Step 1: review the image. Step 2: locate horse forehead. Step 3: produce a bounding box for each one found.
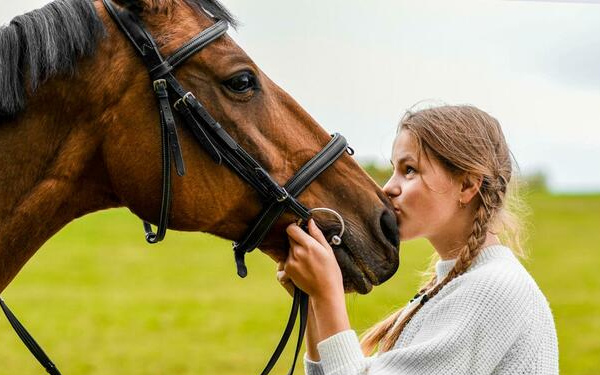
[143,2,214,51]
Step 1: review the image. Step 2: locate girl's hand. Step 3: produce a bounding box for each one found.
[283,219,344,302]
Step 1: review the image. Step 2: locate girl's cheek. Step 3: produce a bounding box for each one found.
[401,181,417,206]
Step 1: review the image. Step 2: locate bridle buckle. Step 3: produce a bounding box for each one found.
[174,92,196,111]
[183,92,196,102]
[276,188,289,202]
[153,78,167,92]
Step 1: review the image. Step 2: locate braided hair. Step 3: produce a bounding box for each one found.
[360,105,527,355]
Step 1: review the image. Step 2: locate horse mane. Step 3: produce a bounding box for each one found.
[184,0,238,28]
[0,0,237,119]
[0,0,105,117]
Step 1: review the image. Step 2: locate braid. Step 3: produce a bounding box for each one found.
[376,189,498,353]
[360,104,517,356]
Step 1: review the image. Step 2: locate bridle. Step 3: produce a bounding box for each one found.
[0,1,354,374]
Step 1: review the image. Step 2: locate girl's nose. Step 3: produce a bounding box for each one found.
[383,177,401,198]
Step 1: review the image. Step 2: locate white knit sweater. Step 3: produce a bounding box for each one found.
[304,245,558,375]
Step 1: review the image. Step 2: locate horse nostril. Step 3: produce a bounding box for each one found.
[380,209,399,248]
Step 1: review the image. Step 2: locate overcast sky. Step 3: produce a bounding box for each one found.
[2,0,599,193]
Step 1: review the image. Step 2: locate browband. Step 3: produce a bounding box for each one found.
[103,0,228,80]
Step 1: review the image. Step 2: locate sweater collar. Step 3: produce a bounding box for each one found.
[435,244,514,280]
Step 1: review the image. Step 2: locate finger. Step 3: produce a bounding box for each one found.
[276,270,295,297]
[286,223,313,247]
[289,242,308,261]
[287,237,300,261]
[277,270,290,283]
[308,218,330,249]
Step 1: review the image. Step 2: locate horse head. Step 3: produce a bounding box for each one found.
[0,0,399,294]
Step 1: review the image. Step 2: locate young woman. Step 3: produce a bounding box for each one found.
[278,105,559,374]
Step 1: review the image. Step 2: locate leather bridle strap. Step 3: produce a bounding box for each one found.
[99,4,348,375]
[0,2,349,375]
[102,0,350,271]
[1,290,306,375]
[0,298,62,375]
[166,20,228,69]
[233,132,349,277]
[260,288,309,375]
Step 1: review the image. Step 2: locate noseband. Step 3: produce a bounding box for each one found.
[1,1,353,374]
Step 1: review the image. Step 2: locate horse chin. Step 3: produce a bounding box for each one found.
[334,244,375,295]
[259,222,398,295]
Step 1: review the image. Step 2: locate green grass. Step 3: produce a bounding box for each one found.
[0,192,598,374]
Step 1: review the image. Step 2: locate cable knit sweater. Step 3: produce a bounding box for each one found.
[304,245,558,375]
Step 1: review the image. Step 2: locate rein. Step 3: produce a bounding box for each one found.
[1,1,353,374]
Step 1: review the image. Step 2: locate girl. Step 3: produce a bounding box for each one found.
[278,105,558,374]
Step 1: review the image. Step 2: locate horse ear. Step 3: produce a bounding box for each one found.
[111,0,146,13]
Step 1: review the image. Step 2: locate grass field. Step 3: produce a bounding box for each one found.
[0,191,598,374]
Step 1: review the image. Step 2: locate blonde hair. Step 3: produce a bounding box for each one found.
[360,104,529,355]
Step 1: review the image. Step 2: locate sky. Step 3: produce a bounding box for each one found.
[2,0,600,193]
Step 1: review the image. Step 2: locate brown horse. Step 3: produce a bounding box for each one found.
[0,0,398,297]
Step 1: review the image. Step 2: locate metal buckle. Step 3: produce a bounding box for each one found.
[276,188,289,203]
[153,79,167,92]
[174,92,197,111]
[182,91,196,105]
[174,98,185,111]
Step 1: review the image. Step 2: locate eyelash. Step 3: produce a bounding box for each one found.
[391,163,417,175]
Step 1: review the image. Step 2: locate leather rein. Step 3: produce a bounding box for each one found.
[0,1,354,374]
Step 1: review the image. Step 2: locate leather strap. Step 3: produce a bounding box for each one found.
[143,79,185,243]
[175,97,222,163]
[155,79,186,177]
[103,3,349,375]
[102,0,228,81]
[167,20,228,68]
[0,298,63,375]
[233,133,348,263]
[259,288,309,375]
[1,289,308,375]
[2,2,348,375]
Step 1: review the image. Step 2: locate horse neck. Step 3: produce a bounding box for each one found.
[0,84,120,292]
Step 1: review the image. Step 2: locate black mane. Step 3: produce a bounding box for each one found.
[0,0,105,117]
[188,0,238,28]
[0,0,237,118]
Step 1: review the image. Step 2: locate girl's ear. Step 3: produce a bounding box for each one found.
[111,0,146,13]
[460,173,483,204]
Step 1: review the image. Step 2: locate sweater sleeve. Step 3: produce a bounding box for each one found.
[310,269,533,375]
[304,353,325,375]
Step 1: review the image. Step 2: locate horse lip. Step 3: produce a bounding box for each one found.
[345,259,373,294]
[333,243,372,294]
[338,242,382,293]
[357,257,381,286]
[343,236,398,289]
[354,271,373,294]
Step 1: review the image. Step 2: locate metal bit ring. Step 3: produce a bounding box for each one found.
[297,207,345,246]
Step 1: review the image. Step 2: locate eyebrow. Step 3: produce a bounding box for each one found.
[390,155,416,166]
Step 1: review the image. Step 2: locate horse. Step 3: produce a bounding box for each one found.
[0,0,399,358]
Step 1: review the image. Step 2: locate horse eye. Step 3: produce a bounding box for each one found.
[224,72,257,93]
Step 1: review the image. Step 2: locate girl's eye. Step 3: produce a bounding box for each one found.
[224,72,258,93]
[406,166,416,175]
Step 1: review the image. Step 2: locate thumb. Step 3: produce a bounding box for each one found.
[308,219,330,248]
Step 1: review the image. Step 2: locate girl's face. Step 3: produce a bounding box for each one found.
[383,129,462,241]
